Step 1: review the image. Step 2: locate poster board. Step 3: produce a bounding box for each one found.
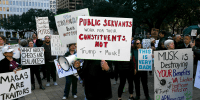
[51,35,67,56]
[0,69,31,100]
[35,17,50,39]
[0,46,5,61]
[10,44,20,59]
[55,8,89,45]
[154,49,193,100]
[20,47,45,65]
[142,39,151,49]
[77,16,133,61]
[191,29,197,36]
[155,40,159,48]
[138,49,152,71]
[194,61,200,89]
[54,59,77,78]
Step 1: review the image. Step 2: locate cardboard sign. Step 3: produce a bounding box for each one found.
[142,39,151,49]
[54,59,77,78]
[51,35,67,56]
[0,46,4,61]
[191,29,197,36]
[155,40,159,48]
[35,17,50,39]
[194,61,200,89]
[0,69,31,100]
[138,49,152,71]
[77,16,133,61]
[10,44,20,59]
[55,8,89,45]
[154,49,193,100]
[21,47,45,65]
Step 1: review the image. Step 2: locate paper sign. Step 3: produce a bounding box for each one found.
[10,44,20,59]
[51,35,67,56]
[77,16,133,61]
[154,49,193,100]
[54,59,77,78]
[138,49,152,71]
[20,47,45,65]
[0,46,4,61]
[194,61,200,89]
[35,17,50,39]
[155,40,159,48]
[191,29,197,36]
[55,8,89,45]
[0,69,31,100]
[142,39,151,49]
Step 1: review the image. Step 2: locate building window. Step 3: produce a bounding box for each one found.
[26,2,28,6]
[17,8,19,12]
[0,7,2,11]
[23,1,25,6]
[35,2,37,6]
[41,3,43,7]
[13,8,16,12]
[38,2,40,7]
[9,1,12,5]
[7,7,9,12]
[26,8,28,12]
[47,3,49,7]
[32,2,34,6]
[20,8,22,12]
[23,8,25,12]
[29,2,31,6]
[19,1,21,6]
[10,7,12,12]
[44,3,46,7]
[13,1,15,5]
[16,1,18,5]
[3,7,6,11]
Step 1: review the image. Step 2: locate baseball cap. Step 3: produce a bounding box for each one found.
[2,45,14,54]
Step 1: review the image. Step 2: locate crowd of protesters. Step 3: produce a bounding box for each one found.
[0,29,199,100]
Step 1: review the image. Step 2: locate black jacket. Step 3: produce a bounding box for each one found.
[157,37,166,50]
[42,43,56,62]
[0,58,19,73]
[78,60,114,100]
[178,42,191,49]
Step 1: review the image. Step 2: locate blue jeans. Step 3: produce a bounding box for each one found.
[63,75,78,97]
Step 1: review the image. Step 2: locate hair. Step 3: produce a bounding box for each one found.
[32,33,37,37]
[159,31,166,36]
[133,39,142,49]
[184,34,191,39]
[175,34,181,38]
[28,39,34,44]
[164,40,174,49]
[44,35,50,39]
[19,39,28,47]
[150,38,155,43]
[0,35,6,41]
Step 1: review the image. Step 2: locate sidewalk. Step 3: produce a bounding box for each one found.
[19,72,200,100]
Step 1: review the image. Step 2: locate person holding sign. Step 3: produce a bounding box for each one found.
[132,39,152,100]
[27,40,45,90]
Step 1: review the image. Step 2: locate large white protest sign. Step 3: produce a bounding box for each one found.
[77,16,132,61]
[55,8,89,45]
[35,17,50,39]
[194,61,200,89]
[142,39,151,49]
[51,35,67,56]
[54,59,77,78]
[10,44,20,59]
[138,49,152,71]
[21,47,45,65]
[191,29,197,36]
[0,69,31,100]
[154,49,193,100]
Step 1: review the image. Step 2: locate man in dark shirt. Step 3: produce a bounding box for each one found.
[157,31,167,50]
[42,35,57,86]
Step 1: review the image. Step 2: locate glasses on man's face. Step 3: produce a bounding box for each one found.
[136,43,141,45]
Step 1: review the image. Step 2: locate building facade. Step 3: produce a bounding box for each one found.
[50,0,56,14]
[0,0,50,38]
[57,0,83,11]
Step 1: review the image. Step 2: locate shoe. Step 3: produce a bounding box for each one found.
[146,96,152,100]
[128,96,135,100]
[73,95,77,98]
[113,81,117,85]
[62,96,67,99]
[135,96,140,100]
[54,82,58,86]
[31,84,35,90]
[46,82,50,86]
[39,84,45,90]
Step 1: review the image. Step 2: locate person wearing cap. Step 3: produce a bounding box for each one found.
[42,35,57,86]
[0,45,21,73]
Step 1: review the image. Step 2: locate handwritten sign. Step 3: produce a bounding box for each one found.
[54,59,77,78]
[155,40,159,48]
[77,16,132,61]
[154,49,193,100]
[0,69,31,100]
[55,8,89,45]
[138,49,152,71]
[10,44,20,59]
[194,61,200,89]
[0,46,5,61]
[191,29,197,36]
[21,47,45,65]
[142,39,151,49]
[51,35,67,56]
[35,17,50,39]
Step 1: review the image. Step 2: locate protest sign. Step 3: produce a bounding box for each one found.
[142,39,151,49]
[155,40,159,48]
[138,49,152,71]
[21,47,45,65]
[54,59,77,78]
[35,17,50,39]
[194,61,200,89]
[77,16,132,61]
[10,44,20,59]
[154,49,193,100]
[0,69,31,100]
[0,46,4,61]
[55,8,89,45]
[191,29,197,36]
[51,35,67,56]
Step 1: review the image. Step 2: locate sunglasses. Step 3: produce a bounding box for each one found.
[136,43,141,45]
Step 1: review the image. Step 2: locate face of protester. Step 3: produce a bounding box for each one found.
[167,42,174,50]
[0,37,4,46]
[184,36,191,45]
[176,36,181,42]
[28,41,34,47]
[32,34,36,39]
[159,33,164,38]
[69,44,76,51]
[45,36,50,43]
[147,33,150,38]
[136,40,141,49]
[4,52,13,57]
[161,43,165,49]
